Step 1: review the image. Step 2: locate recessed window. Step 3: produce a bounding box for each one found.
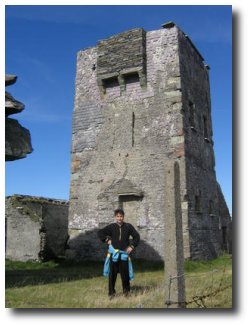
[189,101,196,129]
[195,191,202,214]
[103,76,119,89]
[209,200,215,215]
[124,72,140,85]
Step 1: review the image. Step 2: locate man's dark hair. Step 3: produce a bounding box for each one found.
[114,208,125,216]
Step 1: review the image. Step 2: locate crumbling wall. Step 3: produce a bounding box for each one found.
[5,196,41,262]
[5,195,69,262]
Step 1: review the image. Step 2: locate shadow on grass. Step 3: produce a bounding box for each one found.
[6,255,231,289]
[5,260,104,288]
[5,258,164,289]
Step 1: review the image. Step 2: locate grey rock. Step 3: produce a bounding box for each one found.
[5,74,17,86]
[5,74,33,161]
[5,91,25,116]
[5,118,33,161]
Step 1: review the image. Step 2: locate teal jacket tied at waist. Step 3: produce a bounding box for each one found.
[103,245,134,281]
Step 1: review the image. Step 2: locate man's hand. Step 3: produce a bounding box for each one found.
[126,247,133,254]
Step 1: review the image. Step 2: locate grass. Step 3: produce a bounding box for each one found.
[5,254,232,308]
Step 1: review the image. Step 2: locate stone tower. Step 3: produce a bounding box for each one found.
[67,22,232,261]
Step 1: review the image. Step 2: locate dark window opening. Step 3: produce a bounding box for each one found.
[189,101,195,129]
[124,72,140,85]
[195,192,202,213]
[209,200,215,215]
[103,76,119,89]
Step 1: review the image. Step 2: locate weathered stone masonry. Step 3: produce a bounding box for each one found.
[6,195,69,262]
[68,22,232,261]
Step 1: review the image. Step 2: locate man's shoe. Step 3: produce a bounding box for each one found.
[109,294,115,300]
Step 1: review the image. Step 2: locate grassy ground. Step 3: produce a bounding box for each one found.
[5,254,232,308]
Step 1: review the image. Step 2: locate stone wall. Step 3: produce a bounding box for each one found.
[97,28,147,95]
[68,22,232,261]
[6,195,69,262]
[178,27,232,260]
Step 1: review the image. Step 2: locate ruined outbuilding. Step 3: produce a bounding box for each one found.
[5,195,69,262]
[67,22,232,261]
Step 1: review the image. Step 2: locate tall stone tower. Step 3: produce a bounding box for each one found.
[67,22,232,261]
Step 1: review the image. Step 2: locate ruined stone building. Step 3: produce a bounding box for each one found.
[67,22,232,261]
[6,195,69,262]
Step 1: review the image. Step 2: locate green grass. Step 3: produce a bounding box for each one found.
[184,253,231,273]
[5,254,232,308]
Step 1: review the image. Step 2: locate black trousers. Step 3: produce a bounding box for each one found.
[109,256,130,295]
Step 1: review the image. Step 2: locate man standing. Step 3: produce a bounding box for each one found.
[98,208,140,297]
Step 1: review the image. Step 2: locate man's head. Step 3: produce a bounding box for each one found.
[114,208,125,225]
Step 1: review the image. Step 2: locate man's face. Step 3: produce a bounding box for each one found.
[115,213,124,225]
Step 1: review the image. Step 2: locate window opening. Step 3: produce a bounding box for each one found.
[132,112,135,147]
[103,76,119,90]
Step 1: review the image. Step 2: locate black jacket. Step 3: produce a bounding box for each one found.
[98,222,140,250]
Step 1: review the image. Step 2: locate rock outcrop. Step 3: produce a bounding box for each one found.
[5,74,33,161]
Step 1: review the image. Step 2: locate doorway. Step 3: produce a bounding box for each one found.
[119,195,139,229]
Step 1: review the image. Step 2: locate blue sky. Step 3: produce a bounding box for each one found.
[5,5,232,214]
